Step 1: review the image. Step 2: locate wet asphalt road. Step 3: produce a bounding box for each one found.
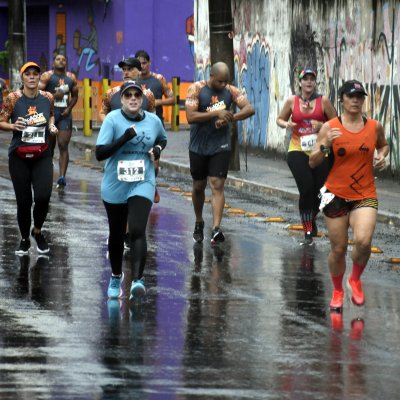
[0,140,400,399]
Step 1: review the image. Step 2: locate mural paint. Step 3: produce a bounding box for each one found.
[234,36,270,149]
[195,0,400,174]
[72,9,101,78]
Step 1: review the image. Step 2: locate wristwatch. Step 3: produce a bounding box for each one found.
[320,144,330,154]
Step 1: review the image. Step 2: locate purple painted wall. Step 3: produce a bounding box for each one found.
[0,0,194,82]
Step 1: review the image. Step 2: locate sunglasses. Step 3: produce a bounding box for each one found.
[123,91,142,99]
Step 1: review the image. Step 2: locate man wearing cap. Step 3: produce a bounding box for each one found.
[96,80,167,303]
[310,79,389,313]
[99,57,155,122]
[0,62,58,255]
[277,67,337,246]
[39,53,78,189]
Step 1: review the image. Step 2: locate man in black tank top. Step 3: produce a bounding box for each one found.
[39,54,78,189]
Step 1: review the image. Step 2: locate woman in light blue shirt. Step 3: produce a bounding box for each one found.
[96,80,167,301]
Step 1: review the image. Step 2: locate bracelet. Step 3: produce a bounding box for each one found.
[320,144,330,154]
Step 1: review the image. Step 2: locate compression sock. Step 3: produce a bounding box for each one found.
[350,263,366,282]
[331,272,344,291]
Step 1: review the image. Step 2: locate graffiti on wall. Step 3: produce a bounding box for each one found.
[234,35,270,149]
[72,10,101,78]
[223,0,400,173]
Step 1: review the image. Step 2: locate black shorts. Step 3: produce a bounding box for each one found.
[323,195,378,218]
[54,108,73,131]
[189,151,231,180]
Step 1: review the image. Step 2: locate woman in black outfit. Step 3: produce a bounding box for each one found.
[0,62,58,255]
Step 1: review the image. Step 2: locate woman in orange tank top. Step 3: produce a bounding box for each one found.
[277,68,336,246]
[309,80,389,313]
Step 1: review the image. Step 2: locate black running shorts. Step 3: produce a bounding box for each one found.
[189,150,231,180]
[54,108,73,131]
[323,195,378,218]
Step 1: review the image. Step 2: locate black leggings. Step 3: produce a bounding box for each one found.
[287,151,330,232]
[8,152,53,239]
[103,196,152,279]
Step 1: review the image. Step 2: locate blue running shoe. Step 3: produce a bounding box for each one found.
[56,176,66,189]
[107,272,124,298]
[129,278,146,301]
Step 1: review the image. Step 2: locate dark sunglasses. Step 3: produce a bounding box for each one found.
[123,91,142,99]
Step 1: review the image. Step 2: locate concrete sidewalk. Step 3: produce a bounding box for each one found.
[71,128,400,226]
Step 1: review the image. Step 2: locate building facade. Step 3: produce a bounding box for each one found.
[195,0,400,174]
[0,0,195,83]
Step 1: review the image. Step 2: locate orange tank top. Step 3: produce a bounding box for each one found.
[325,117,378,200]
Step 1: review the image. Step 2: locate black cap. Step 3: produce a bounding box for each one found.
[120,80,143,97]
[299,68,317,80]
[339,80,368,96]
[118,57,142,70]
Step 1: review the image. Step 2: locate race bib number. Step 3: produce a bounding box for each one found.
[21,126,45,144]
[300,134,317,152]
[54,84,69,107]
[117,159,145,182]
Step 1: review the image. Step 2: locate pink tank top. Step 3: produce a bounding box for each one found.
[288,96,327,154]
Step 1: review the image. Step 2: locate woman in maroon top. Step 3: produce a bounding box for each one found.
[277,68,336,245]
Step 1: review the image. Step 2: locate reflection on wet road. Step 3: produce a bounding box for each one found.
[0,147,399,399]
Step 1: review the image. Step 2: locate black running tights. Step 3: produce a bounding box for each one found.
[287,150,330,223]
[8,152,53,239]
[103,196,152,279]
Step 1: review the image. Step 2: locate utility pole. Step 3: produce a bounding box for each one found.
[8,0,26,89]
[208,0,240,170]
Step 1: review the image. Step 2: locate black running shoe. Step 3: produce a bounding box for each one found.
[300,232,314,247]
[211,227,225,244]
[193,221,204,243]
[31,229,49,254]
[15,239,31,255]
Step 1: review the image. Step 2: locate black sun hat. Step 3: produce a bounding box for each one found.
[118,57,142,71]
[339,80,368,96]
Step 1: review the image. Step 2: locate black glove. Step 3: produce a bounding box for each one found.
[152,145,161,160]
[124,126,137,140]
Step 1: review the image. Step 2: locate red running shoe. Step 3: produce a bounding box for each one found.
[330,311,344,331]
[330,289,344,311]
[347,278,365,306]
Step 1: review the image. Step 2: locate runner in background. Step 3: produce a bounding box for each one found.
[277,67,337,246]
[99,57,155,122]
[0,62,58,254]
[135,50,176,204]
[39,54,78,189]
[309,80,389,312]
[185,61,254,245]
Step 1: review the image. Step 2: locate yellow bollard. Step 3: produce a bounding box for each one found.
[102,78,110,99]
[83,78,92,137]
[171,76,180,131]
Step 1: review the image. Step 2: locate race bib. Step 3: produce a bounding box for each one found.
[117,159,145,182]
[300,133,317,152]
[54,84,69,107]
[21,126,45,144]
